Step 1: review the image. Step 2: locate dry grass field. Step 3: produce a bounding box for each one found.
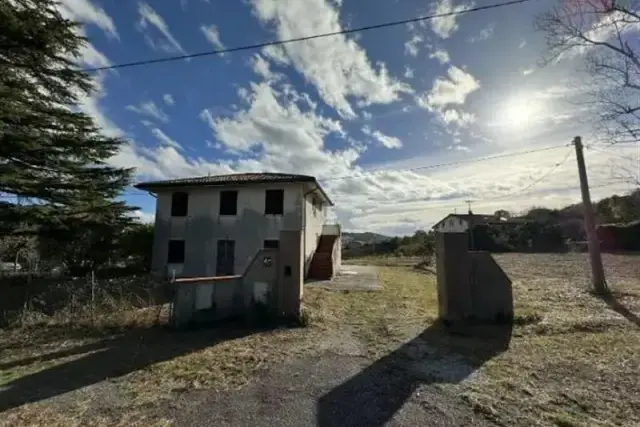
[1,252,638,426]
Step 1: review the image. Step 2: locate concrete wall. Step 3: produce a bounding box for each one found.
[470,252,513,320]
[332,233,342,275]
[303,188,327,275]
[434,216,469,233]
[171,248,280,327]
[275,230,303,317]
[435,232,473,323]
[435,232,513,324]
[151,183,303,278]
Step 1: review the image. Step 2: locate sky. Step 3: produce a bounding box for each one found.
[59,0,639,235]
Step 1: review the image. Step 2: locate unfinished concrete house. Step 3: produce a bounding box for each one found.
[135,173,341,281]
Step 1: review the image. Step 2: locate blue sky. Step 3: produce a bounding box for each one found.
[60,0,639,235]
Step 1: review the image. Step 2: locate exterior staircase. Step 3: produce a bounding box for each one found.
[307,235,338,280]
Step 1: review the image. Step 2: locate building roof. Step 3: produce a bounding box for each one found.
[134,172,334,205]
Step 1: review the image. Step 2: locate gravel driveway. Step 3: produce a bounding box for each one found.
[163,352,495,427]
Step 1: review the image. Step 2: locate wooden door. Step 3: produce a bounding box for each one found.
[216,240,235,276]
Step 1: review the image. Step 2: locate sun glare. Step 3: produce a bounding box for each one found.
[498,97,542,129]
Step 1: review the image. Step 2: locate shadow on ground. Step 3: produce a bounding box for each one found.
[0,320,291,412]
[602,292,640,327]
[317,321,512,427]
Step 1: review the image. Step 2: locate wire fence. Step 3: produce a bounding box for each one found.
[0,270,171,328]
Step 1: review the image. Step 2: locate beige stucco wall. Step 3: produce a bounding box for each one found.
[151,183,303,278]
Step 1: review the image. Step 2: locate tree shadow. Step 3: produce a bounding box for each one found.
[602,292,640,327]
[317,320,512,427]
[0,321,288,412]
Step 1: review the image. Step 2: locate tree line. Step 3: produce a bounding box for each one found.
[346,188,640,257]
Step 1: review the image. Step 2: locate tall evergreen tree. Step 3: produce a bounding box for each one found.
[0,0,135,267]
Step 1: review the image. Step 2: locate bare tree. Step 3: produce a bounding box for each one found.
[536,0,640,148]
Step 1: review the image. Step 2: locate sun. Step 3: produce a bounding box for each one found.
[498,97,542,129]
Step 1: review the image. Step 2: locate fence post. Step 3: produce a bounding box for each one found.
[91,270,96,325]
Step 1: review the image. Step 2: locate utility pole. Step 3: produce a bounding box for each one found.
[573,136,608,294]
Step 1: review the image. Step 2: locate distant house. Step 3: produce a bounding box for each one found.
[433,213,497,233]
[432,212,525,233]
[135,173,341,280]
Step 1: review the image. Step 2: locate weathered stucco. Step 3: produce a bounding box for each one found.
[434,216,469,233]
[303,184,327,275]
[151,183,303,278]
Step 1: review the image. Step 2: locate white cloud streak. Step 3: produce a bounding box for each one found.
[126,101,170,123]
[200,24,226,51]
[57,0,119,39]
[138,2,186,54]
[151,128,183,150]
[362,126,403,149]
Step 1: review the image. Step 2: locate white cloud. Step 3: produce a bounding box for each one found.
[250,0,411,118]
[133,210,155,224]
[430,0,474,39]
[429,49,450,64]
[151,128,183,150]
[362,126,403,149]
[404,34,423,57]
[441,109,476,127]
[209,81,346,156]
[163,94,174,106]
[57,0,119,39]
[522,68,534,76]
[467,23,494,43]
[419,66,480,109]
[200,24,226,51]
[404,67,415,79]
[137,2,185,54]
[126,101,170,123]
[519,40,527,48]
[251,54,279,80]
[262,45,290,65]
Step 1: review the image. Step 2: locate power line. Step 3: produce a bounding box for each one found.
[83,0,535,73]
[480,147,574,202]
[317,144,569,183]
[586,145,639,163]
[116,144,569,196]
[370,180,632,213]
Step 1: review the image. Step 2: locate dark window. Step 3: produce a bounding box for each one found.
[219,191,238,216]
[216,240,235,276]
[265,189,284,215]
[171,192,188,217]
[167,240,185,263]
[264,240,279,249]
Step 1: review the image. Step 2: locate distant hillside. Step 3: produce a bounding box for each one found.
[342,232,390,245]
